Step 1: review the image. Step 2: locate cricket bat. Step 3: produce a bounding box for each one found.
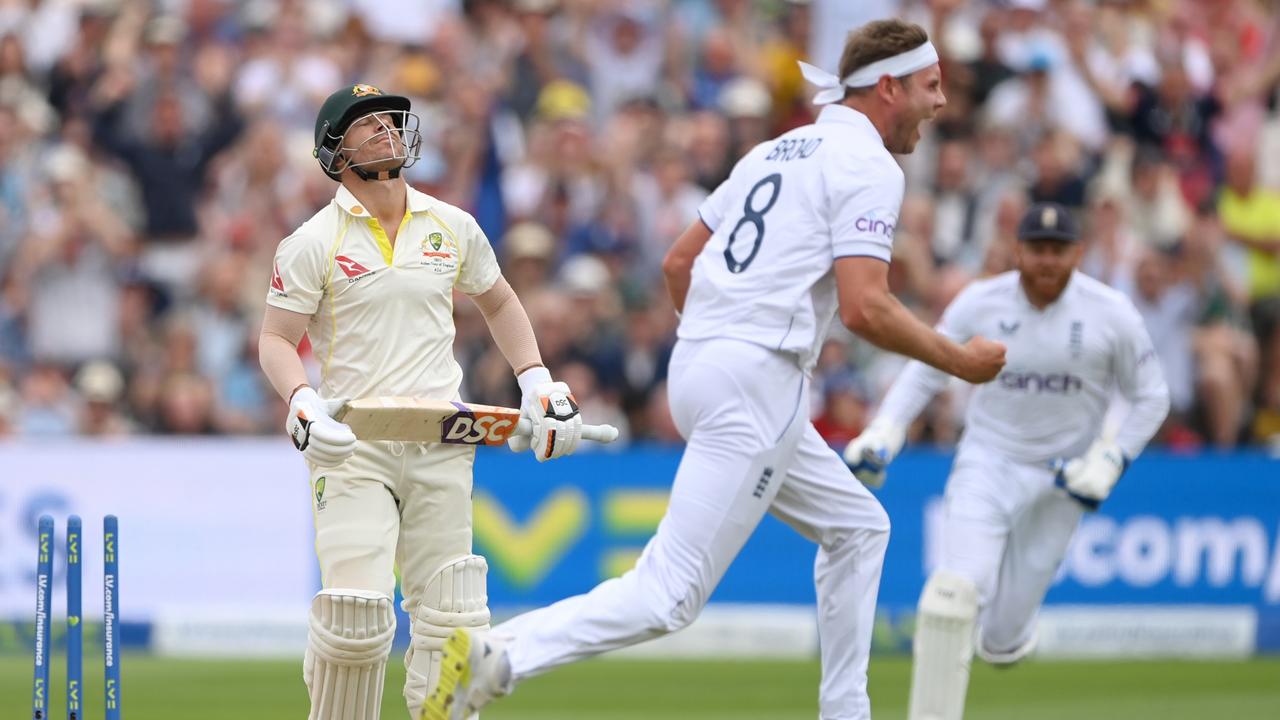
[334,397,620,445]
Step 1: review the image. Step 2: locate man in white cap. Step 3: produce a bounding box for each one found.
[425,19,1006,720]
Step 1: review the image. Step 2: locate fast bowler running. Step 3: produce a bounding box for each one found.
[424,20,1006,720]
[844,202,1171,719]
[258,83,590,720]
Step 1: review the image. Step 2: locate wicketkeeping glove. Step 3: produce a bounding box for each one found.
[286,387,357,468]
[1052,438,1129,511]
[842,419,907,488]
[510,367,584,462]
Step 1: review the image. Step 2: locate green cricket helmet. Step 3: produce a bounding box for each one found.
[313,83,422,181]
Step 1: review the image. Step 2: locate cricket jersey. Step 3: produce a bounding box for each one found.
[876,270,1170,463]
[678,103,905,371]
[266,185,501,401]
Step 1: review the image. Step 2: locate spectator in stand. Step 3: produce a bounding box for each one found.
[13,145,134,368]
[17,363,77,436]
[1028,130,1087,209]
[90,38,242,294]
[1180,208,1259,448]
[1120,247,1199,445]
[0,0,1272,448]
[1218,145,1280,444]
[813,369,873,447]
[75,360,134,437]
[0,381,16,437]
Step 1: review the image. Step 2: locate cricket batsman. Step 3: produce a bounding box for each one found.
[257,83,584,720]
[845,202,1172,719]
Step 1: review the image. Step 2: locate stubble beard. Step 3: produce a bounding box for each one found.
[889,121,919,154]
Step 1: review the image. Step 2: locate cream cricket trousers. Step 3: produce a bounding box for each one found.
[310,440,476,600]
[493,338,891,720]
[308,439,479,717]
[937,443,1085,657]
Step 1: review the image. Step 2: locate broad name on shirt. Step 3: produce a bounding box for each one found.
[764,137,823,162]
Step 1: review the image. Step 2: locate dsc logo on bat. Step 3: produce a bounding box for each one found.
[441,413,517,445]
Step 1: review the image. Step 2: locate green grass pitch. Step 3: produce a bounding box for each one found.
[4,653,1278,719]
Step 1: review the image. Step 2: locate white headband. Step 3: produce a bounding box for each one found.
[799,42,939,104]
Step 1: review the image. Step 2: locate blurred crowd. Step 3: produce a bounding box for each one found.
[0,0,1278,450]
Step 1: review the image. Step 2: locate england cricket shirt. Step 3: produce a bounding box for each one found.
[679,104,905,371]
[876,271,1170,463]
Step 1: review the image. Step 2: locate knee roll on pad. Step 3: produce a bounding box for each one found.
[403,555,491,715]
[917,570,979,621]
[908,571,979,720]
[304,589,396,720]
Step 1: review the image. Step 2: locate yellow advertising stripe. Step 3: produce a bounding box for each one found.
[603,491,670,534]
[473,488,589,588]
[602,548,644,579]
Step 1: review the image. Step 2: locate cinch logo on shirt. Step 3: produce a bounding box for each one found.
[998,371,1084,394]
[855,216,895,236]
[334,255,376,282]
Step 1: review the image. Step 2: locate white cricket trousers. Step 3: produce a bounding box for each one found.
[938,443,1085,656]
[493,338,891,720]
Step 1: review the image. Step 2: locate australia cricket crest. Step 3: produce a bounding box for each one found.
[420,231,457,274]
[314,476,327,511]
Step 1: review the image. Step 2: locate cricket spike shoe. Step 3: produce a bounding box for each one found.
[421,628,512,720]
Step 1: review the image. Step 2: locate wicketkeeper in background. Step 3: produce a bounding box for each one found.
[257,83,584,720]
[845,202,1171,719]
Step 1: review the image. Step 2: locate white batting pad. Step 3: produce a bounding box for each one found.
[304,589,396,720]
[908,571,979,720]
[404,556,492,717]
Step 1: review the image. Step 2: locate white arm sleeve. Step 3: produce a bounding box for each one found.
[875,285,976,427]
[1110,300,1171,458]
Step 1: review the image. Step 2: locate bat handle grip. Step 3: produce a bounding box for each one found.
[515,418,620,444]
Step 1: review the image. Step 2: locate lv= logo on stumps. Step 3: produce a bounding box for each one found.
[104,515,121,720]
[67,516,82,720]
[31,516,53,720]
[30,514,120,720]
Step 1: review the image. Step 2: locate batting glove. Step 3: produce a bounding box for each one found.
[1052,438,1129,511]
[842,419,907,489]
[286,387,357,468]
[510,367,584,462]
